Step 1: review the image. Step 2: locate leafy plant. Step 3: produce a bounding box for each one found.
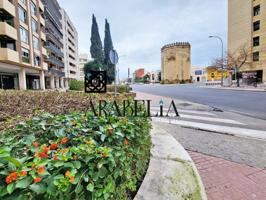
[0,109,151,199]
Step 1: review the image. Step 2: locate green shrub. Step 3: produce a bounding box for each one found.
[69,80,84,91]
[0,110,151,199]
[107,85,131,93]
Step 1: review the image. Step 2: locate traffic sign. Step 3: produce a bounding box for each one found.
[109,49,119,65]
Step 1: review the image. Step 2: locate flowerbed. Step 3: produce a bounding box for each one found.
[0,111,151,199]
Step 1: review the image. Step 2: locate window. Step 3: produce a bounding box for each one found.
[254,5,260,16]
[195,70,202,75]
[30,1,37,16]
[34,55,41,66]
[18,6,27,23]
[20,27,29,44]
[31,18,38,33]
[253,36,260,47]
[33,36,39,49]
[253,21,260,31]
[22,48,30,63]
[253,52,259,62]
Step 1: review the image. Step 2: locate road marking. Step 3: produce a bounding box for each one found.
[152,118,266,141]
[150,111,245,125]
[150,107,216,116]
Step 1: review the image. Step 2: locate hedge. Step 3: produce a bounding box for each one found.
[0,108,151,199]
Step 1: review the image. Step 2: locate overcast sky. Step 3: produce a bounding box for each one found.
[58,0,228,79]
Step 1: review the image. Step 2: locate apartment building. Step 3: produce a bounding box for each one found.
[61,8,79,88]
[0,0,47,90]
[228,0,266,83]
[78,53,90,81]
[41,0,65,89]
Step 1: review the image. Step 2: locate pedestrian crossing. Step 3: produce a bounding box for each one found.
[150,107,266,141]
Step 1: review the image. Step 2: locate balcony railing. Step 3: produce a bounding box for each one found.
[48,68,65,77]
[45,43,64,58]
[46,56,64,68]
[0,0,16,17]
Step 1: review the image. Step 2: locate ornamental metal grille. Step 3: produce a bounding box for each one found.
[85,71,107,93]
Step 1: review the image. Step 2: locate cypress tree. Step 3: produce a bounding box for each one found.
[90,14,104,63]
[104,19,115,84]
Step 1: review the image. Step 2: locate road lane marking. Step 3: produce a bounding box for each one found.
[150,107,216,116]
[152,118,266,141]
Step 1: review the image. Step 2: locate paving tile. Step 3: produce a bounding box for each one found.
[188,151,266,200]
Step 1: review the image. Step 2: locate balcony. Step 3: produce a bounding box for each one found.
[0,0,16,17]
[46,56,64,68]
[48,68,65,77]
[40,16,45,26]
[42,47,47,56]
[39,0,44,12]
[45,43,64,57]
[0,48,19,63]
[43,62,48,70]
[41,31,46,41]
[0,22,17,40]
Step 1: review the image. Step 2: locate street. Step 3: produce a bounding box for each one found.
[132,84,266,120]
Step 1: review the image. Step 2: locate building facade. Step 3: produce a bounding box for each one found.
[78,53,90,81]
[228,0,266,83]
[147,70,161,83]
[61,8,79,88]
[161,42,191,83]
[41,0,65,89]
[191,66,207,83]
[0,0,47,90]
[134,68,145,78]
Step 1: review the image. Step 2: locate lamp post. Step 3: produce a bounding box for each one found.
[209,35,224,87]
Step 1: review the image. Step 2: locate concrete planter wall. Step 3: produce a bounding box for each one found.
[134,123,207,200]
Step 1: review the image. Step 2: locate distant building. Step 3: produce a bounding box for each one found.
[228,0,266,83]
[0,0,47,90]
[191,67,207,83]
[134,68,145,78]
[61,8,79,88]
[147,70,161,83]
[161,42,191,83]
[79,54,90,81]
[206,66,231,83]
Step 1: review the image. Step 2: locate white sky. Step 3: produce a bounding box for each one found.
[58,0,228,78]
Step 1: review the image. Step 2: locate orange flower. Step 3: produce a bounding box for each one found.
[50,143,58,150]
[5,172,18,184]
[39,152,48,158]
[20,171,27,177]
[107,127,113,135]
[34,177,42,183]
[86,140,91,145]
[33,141,39,148]
[53,155,59,161]
[61,137,68,144]
[62,148,68,154]
[37,166,45,175]
[124,138,129,145]
[69,176,75,183]
[101,152,108,158]
[72,120,77,126]
[43,146,50,153]
[65,170,71,178]
[31,164,35,170]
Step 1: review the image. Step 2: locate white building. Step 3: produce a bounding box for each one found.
[61,8,79,88]
[191,66,207,83]
[79,54,91,81]
[147,70,161,83]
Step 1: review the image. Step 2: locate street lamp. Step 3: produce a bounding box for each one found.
[209,35,224,87]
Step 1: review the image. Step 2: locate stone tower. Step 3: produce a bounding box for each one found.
[161,42,191,83]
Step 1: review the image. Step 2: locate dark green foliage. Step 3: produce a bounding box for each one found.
[84,60,105,77]
[90,15,104,62]
[104,19,115,84]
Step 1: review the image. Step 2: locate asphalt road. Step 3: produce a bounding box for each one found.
[132,84,266,120]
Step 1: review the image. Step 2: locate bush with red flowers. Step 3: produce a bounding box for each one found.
[0,110,151,200]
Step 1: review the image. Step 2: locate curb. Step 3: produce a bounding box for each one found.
[202,87,266,92]
[134,123,207,200]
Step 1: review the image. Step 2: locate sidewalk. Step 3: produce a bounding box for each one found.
[189,151,266,200]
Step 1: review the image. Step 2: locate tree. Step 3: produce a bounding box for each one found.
[104,19,115,84]
[84,60,105,77]
[90,14,104,62]
[212,44,252,87]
